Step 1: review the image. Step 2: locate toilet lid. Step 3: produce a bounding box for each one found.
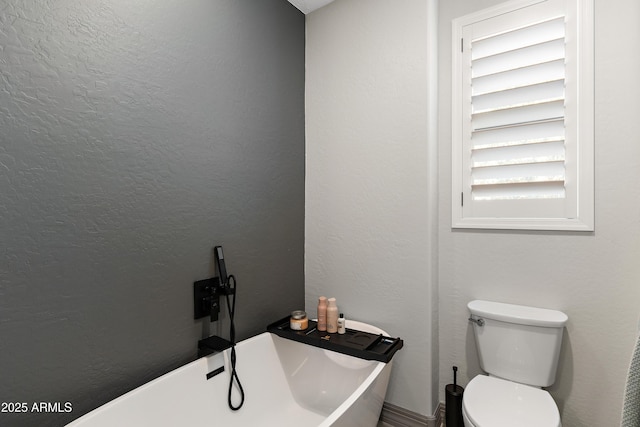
[463,375,561,427]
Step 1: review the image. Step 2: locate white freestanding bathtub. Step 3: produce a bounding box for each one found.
[66,320,394,427]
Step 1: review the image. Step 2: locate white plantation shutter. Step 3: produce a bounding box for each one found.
[471,17,566,202]
[452,0,594,230]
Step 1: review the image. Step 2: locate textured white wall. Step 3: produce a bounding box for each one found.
[305,0,439,416]
[307,0,640,423]
[439,0,640,425]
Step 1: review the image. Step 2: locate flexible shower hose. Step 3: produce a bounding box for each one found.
[225,274,245,410]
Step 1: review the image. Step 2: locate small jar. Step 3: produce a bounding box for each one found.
[290,310,308,331]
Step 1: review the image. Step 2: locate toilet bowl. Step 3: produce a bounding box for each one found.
[462,375,561,427]
[464,300,568,427]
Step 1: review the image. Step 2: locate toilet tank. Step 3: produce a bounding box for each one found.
[468,300,568,387]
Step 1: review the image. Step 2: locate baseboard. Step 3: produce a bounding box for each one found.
[379,401,444,427]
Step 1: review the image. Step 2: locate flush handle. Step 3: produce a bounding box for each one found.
[468,316,485,327]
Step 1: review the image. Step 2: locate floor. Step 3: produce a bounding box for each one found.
[378,418,444,426]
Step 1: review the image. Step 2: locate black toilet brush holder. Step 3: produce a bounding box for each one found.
[445,366,464,427]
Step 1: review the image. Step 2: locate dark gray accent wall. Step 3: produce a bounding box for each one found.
[0,1,304,426]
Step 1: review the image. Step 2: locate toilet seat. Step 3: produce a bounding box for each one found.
[462,375,561,427]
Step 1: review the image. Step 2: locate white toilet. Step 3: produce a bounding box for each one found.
[463,300,568,427]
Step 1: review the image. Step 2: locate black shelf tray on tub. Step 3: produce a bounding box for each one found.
[267,317,403,363]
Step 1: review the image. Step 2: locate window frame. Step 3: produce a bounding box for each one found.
[451,0,594,231]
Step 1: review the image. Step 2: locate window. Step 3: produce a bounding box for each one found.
[452,0,594,231]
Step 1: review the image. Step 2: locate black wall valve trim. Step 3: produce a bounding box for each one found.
[193,277,236,321]
[194,277,221,321]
